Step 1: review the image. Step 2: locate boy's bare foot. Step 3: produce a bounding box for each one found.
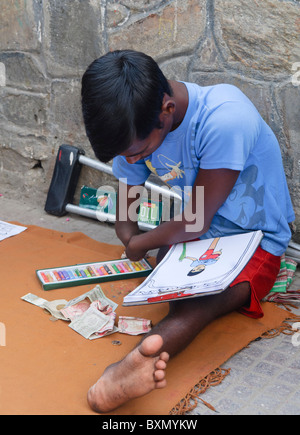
[87,334,169,413]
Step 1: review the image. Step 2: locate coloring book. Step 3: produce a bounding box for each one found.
[123,231,264,306]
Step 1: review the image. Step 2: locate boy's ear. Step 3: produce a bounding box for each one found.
[161,94,176,116]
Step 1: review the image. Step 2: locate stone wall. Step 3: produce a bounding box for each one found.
[0,0,299,240]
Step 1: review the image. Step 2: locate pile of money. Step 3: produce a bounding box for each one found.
[21,285,151,340]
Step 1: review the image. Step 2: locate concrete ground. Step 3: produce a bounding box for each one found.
[1,194,300,416]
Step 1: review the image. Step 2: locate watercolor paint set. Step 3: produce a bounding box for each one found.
[36,258,153,290]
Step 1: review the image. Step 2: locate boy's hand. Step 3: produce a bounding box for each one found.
[125,235,148,261]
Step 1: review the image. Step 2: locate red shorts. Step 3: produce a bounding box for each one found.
[230,245,281,319]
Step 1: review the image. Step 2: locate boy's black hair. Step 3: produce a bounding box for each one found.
[81,50,172,163]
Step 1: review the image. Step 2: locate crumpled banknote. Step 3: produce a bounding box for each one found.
[118,316,152,335]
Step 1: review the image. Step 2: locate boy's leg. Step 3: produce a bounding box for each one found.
[87,280,251,413]
[144,281,251,357]
[146,243,251,356]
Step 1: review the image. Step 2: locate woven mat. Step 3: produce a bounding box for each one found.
[0,224,296,415]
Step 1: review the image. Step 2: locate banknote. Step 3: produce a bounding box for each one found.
[69,305,111,339]
[21,293,48,308]
[60,299,90,321]
[69,303,118,339]
[21,293,68,321]
[89,326,119,340]
[61,286,117,321]
[90,311,117,339]
[118,316,152,335]
[63,285,118,312]
[90,299,113,315]
[43,300,69,321]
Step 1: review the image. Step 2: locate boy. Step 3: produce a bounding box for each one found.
[81,49,295,413]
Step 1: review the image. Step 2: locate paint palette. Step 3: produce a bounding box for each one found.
[36,258,153,290]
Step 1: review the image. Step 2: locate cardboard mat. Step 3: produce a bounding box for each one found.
[0,224,294,415]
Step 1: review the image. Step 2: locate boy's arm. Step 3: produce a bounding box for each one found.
[115,180,144,247]
[125,168,240,260]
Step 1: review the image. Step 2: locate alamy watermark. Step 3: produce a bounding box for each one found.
[291,62,300,86]
[95,179,204,233]
[0,322,6,347]
[291,322,300,347]
[0,62,5,87]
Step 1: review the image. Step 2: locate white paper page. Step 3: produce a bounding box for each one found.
[124,231,263,304]
[0,221,27,242]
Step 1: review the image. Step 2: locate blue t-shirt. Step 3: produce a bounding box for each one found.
[113,82,295,256]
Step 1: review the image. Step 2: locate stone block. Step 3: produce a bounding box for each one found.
[49,79,86,144]
[0,147,33,174]
[43,0,104,77]
[0,133,51,202]
[108,0,206,59]
[191,35,225,72]
[106,3,130,28]
[159,55,191,81]
[274,83,300,220]
[214,0,300,78]
[0,131,49,164]
[121,0,163,12]
[0,53,48,92]
[275,84,300,153]
[0,88,49,131]
[189,71,274,125]
[0,0,42,51]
